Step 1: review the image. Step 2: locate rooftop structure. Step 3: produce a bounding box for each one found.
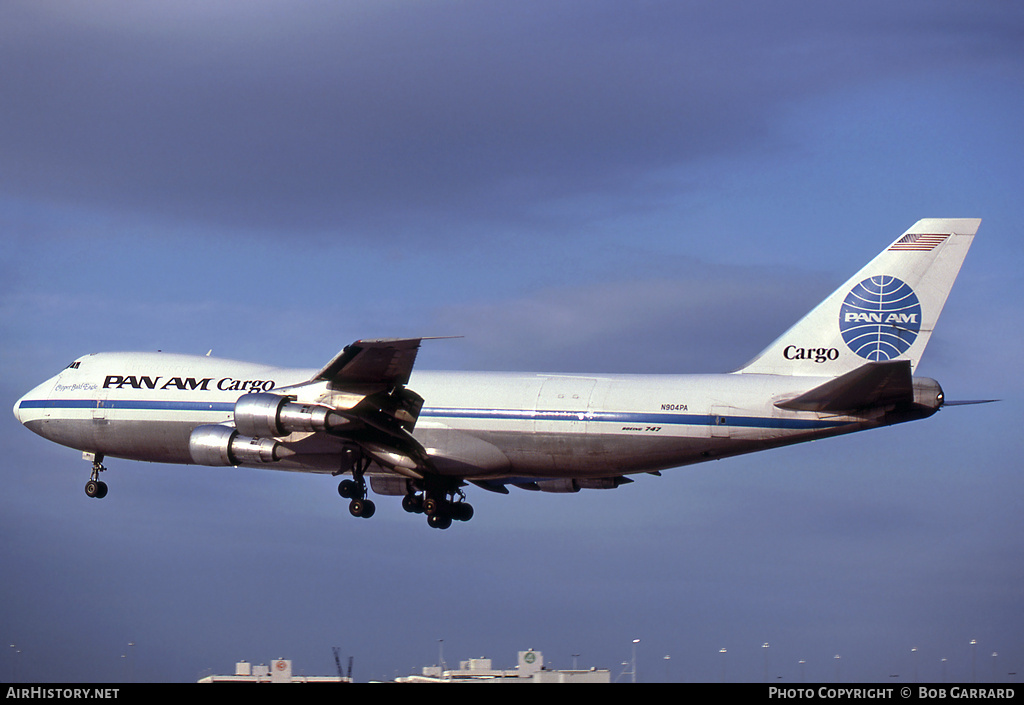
[198,659,349,683]
[394,649,610,683]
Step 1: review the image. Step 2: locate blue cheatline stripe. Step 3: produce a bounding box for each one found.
[420,408,847,431]
[21,399,849,432]
[17,399,235,413]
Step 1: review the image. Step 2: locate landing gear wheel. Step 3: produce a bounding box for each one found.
[427,512,452,530]
[402,494,424,514]
[85,479,108,499]
[349,498,376,518]
[451,502,473,522]
[337,479,359,499]
[422,497,443,517]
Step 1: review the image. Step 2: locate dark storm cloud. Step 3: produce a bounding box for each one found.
[2,1,1016,236]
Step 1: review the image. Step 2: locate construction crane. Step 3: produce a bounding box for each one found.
[332,647,353,681]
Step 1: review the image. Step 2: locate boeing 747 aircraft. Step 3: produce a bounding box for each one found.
[14,218,982,529]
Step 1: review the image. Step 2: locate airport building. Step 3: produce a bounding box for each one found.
[198,659,349,683]
[198,650,610,683]
[394,649,611,683]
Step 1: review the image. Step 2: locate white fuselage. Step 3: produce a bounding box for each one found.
[13,351,920,484]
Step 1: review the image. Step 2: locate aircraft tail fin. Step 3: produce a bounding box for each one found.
[736,218,980,376]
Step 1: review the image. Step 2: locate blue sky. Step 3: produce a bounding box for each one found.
[2,1,1022,683]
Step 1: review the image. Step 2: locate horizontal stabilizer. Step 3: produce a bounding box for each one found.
[775,360,913,412]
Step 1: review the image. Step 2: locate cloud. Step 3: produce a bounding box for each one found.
[433,261,834,373]
[3,1,1017,238]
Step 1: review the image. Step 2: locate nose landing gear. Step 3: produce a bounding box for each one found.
[84,453,108,499]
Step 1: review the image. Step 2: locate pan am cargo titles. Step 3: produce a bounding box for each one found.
[103,375,277,393]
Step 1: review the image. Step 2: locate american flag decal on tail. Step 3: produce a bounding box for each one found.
[888,233,949,251]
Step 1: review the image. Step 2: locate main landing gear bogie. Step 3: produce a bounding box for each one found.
[407,489,474,530]
[337,477,376,519]
[334,451,474,529]
[336,477,473,529]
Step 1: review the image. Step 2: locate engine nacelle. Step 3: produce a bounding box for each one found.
[535,478,580,493]
[234,393,347,438]
[912,376,944,411]
[577,476,633,490]
[189,424,284,466]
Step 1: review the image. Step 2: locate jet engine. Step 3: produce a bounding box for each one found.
[189,424,285,466]
[233,392,348,438]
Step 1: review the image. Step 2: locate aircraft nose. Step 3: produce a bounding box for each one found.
[13,378,53,426]
[13,393,26,424]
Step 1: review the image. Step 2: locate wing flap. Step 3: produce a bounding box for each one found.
[775,360,913,412]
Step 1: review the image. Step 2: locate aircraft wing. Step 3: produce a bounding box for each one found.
[312,337,425,388]
[775,360,914,413]
[303,338,435,477]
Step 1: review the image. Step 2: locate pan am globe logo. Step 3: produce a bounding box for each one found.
[839,276,922,360]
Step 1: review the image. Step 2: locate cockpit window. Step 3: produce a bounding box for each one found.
[65,361,81,370]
